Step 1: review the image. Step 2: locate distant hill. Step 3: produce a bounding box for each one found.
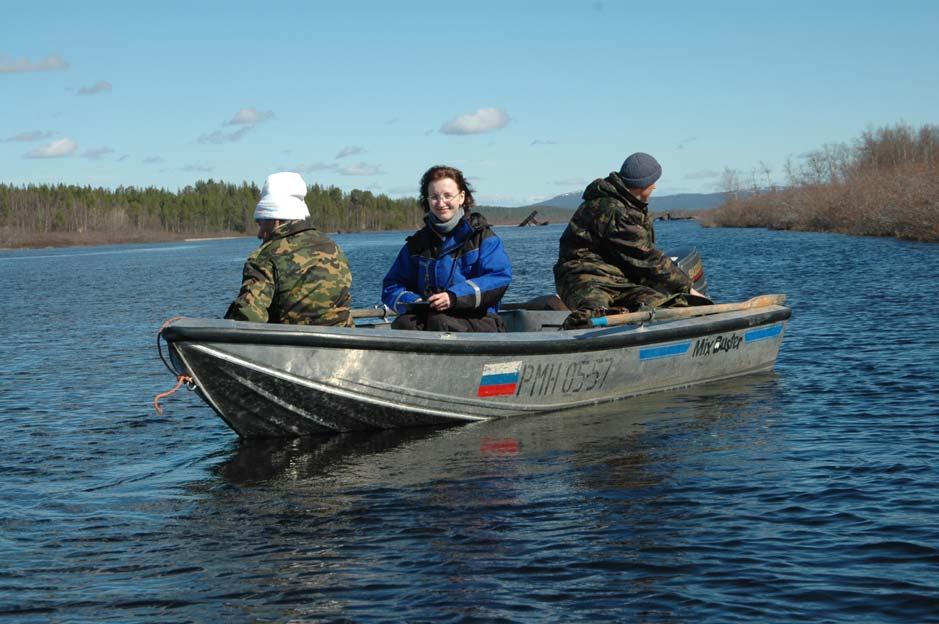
[477,205,575,226]
[530,192,582,210]
[649,192,733,213]
[530,190,732,213]
[478,190,743,226]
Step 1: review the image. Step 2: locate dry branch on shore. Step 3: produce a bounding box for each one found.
[703,123,939,242]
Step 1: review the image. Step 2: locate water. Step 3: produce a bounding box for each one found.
[1,221,938,622]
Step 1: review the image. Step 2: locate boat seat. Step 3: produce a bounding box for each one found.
[498,309,567,333]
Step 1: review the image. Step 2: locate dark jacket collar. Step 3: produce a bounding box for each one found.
[417,211,490,255]
[582,173,648,212]
[268,218,316,243]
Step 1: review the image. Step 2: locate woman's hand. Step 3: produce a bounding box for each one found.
[428,291,453,311]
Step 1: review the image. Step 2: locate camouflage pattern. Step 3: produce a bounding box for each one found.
[553,173,693,326]
[225,219,352,326]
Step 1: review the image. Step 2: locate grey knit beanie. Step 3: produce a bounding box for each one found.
[618,152,662,188]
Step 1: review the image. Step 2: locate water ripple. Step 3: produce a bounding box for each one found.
[2,224,939,621]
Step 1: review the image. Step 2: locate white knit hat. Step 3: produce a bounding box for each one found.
[253,172,311,220]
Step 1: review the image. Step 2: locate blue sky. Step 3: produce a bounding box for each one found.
[2,1,937,206]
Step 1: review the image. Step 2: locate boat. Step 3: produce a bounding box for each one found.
[517,210,549,226]
[156,248,789,438]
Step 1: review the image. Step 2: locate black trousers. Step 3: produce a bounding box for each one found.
[392,309,506,332]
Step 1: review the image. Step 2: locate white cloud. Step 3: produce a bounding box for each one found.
[162,163,214,174]
[82,146,115,160]
[440,107,511,135]
[554,178,589,186]
[197,126,253,144]
[198,108,272,144]
[676,136,698,150]
[24,138,78,158]
[336,145,366,159]
[683,169,721,180]
[293,162,338,173]
[77,80,112,95]
[226,107,274,125]
[0,54,69,74]
[475,193,527,207]
[531,139,557,146]
[339,162,384,176]
[4,130,53,142]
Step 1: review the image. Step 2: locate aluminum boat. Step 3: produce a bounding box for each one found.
[158,295,790,438]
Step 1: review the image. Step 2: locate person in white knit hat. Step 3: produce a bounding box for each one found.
[224,172,352,326]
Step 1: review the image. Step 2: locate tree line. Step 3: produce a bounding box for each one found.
[702,123,939,242]
[0,180,425,247]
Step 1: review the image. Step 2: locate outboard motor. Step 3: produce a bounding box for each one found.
[669,246,707,297]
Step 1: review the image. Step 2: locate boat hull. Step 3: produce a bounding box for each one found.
[163,306,790,438]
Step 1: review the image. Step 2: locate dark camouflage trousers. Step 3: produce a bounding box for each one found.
[556,273,709,329]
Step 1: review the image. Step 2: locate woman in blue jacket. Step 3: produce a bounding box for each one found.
[382,165,512,332]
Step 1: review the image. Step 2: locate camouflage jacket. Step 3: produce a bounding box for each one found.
[224,219,352,326]
[553,173,692,296]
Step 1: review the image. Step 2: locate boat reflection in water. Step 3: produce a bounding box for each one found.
[189,372,785,621]
[214,371,783,488]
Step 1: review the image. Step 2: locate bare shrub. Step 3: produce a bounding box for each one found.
[707,123,939,242]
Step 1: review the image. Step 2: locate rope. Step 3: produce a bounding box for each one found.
[153,374,193,415]
[158,315,184,334]
[156,316,185,377]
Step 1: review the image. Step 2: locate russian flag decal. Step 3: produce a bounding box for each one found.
[477,361,522,397]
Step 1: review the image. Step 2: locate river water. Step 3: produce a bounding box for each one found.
[1,221,937,622]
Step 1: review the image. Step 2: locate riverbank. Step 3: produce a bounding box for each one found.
[0,180,423,250]
[701,123,939,243]
[2,221,529,250]
[0,229,248,250]
[699,173,939,243]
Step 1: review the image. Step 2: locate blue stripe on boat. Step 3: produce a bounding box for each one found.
[480,372,519,386]
[639,342,691,360]
[745,324,783,342]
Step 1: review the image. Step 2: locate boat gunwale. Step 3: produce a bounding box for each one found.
[162,306,791,356]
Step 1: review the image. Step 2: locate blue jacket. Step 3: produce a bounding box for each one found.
[382,212,512,315]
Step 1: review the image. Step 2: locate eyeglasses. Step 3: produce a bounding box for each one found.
[429,191,463,203]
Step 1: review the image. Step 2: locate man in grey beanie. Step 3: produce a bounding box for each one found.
[553,152,706,328]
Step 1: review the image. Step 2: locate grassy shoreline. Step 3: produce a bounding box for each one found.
[0,218,539,250]
[7,211,936,251]
[0,229,252,251]
[701,123,939,243]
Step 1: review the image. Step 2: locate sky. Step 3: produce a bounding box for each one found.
[2,1,938,207]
